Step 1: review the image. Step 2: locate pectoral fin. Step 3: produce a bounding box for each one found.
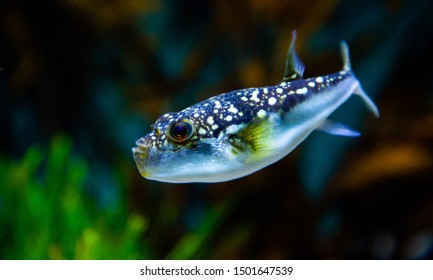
[318,119,361,137]
[228,116,280,163]
[229,119,268,153]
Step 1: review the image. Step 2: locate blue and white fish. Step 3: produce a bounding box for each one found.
[132,32,379,183]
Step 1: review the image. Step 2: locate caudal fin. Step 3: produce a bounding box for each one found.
[354,85,380,118]
[341,41,380,118]
[340,41,351,72]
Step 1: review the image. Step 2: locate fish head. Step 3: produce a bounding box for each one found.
[132,112,240,183]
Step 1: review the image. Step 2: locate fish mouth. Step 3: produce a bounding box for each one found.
[132,141,150,177]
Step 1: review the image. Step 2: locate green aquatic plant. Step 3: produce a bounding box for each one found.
[0,134,149,259]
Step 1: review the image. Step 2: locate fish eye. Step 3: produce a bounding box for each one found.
[167,118,195,143]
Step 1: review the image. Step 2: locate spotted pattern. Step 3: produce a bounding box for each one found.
[137,71,353,150]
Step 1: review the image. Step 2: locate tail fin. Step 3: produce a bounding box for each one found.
[354,85,380,118]
[341,41,380,118]
[340,41,351,71]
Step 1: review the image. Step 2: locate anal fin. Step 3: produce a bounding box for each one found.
[318,119,361,137]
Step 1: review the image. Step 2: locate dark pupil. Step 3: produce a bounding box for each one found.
[171,122,189,140]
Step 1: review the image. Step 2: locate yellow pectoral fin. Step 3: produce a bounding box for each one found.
[229,116,280,163]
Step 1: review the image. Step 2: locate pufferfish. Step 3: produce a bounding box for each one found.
[132,32,379,183]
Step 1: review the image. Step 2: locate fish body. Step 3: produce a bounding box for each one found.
[133,32,379,183]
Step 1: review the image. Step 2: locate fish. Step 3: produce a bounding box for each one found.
[132,31,379,183]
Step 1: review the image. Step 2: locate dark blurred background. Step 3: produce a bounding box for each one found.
[1,0,433,259]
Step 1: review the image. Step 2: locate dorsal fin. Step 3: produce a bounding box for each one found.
[282,30,305,82]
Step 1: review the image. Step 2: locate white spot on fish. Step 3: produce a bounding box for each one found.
[308,82,315,87]
[241,96,248,101]
[225,115,233,122]
[276,88,283,94]
[257,109,267,118]
[288,90,294,95]
[268,97,277,106]
[228,105,238,114]
[214,100,222,109]
[207,116,214,125]
[194,113,200,118]
[296,87,308,94]
[238,112,243,116]
[226,124,245,135]
[263,88,268,94]
[315,76,324,83]
[199,128,207,135]
[212,124,218,130]
[251,90,260,102]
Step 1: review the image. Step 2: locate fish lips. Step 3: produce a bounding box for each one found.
[132,140,150,177]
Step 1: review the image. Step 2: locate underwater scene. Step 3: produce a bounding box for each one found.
[1,0,433,259]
